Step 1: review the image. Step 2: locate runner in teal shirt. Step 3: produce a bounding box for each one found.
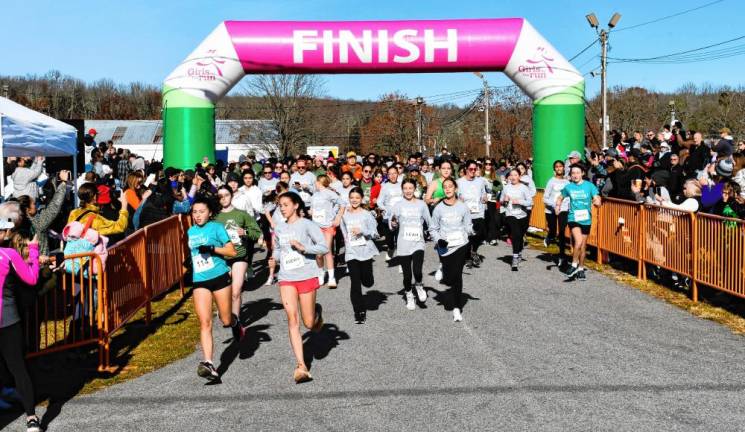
[562,181,599,226]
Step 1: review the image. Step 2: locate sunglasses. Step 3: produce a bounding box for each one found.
[217,193,231,199]
[363,169,371,173]
[263,171,272,174]
[467,168,477,172]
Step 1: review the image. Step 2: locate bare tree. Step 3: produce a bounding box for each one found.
[242,74,326,156]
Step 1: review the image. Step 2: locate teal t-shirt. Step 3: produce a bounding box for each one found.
[187,221,231,282]
[561,181,599,226]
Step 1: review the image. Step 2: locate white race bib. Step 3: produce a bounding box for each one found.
[299,191,311,202]
[446,231,467,247]
[402,226,423,242]
[281,250,304,270]
[348,228,367,247]
[193,254,215,273]
[227,229,242,245]
[312,209,327,223]
[467,201,480,214]
[486,193,493,202]
[574,209,590,222]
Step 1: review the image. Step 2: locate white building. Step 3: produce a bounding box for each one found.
[84,119,279,162]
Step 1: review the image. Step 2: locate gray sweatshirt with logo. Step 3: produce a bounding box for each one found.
[340,209,379,262]
[457,176,489,219]
[272,218,328,282]
[388,198,431,257]
[429,201,473,256]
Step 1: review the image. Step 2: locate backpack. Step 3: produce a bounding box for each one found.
[62,211,109,276]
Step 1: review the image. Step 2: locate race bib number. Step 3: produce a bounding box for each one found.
[282,250,304,270]
[347,226,367,247]
[403,226,423,242]
[574,209,590,222]
[467,201,480,214]
[193,254,215,273]
[486,193,493,202]
[446,231,467,247]
[227,229,242,245]
[312,209,326,223]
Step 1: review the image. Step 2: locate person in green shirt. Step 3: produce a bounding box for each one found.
[215,186,262,318]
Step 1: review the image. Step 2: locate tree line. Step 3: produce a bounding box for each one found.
[2,70,743,159]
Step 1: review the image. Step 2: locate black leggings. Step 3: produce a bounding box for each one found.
[470,217,485,255]
[347,259,374,313]
[0,323,35,416]
[380,221,397,255]
[440,244,469,310]
[399,250,424,292]
[505,216,529,255]
[485,202,502,241]
[545,211,569,256]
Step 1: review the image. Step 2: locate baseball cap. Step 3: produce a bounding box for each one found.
[96,185,112,205]
[406,164,420,173]
[347,151,357,158]
[604,148,619,158]
[567,151,582,160]
[88,128,97,136]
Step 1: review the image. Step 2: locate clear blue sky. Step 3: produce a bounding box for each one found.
[2,0,743,105]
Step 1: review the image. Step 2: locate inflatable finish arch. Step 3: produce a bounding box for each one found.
[163,19,584,185]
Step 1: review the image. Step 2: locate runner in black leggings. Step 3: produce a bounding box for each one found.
[500,169,533,271]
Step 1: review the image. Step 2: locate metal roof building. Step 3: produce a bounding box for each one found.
[84,119,279,162]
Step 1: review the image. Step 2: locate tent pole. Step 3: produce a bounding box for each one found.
[72,143,78,207]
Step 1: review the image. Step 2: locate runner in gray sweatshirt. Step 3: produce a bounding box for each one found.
[340,186,380,324]
[430,177,473,322]
[377,165,403,258]
[389,178,431,311]
[500,168,533,271]
[457,160,489,266]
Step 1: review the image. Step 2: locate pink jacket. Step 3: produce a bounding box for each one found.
[0,244,40,325]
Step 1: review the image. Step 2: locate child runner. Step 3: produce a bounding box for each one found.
[456,159,489,268]
[269,192,328,383]
[543,161,570,267]
[309,175,344,288]
[556,164,601,281]
[215,186,261,319]
[430,178,473,322]
[187,197,241,381]
[389,178,431,310]
[340,187,379,324]
[377,165,403,261]
[500,168,533,271]
[425,160,454,281]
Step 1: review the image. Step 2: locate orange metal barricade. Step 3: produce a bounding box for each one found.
[641,204,694,280]
[596,198,643,276]
[23,253,104,362]
[695,213,745,300]
[144,215,185,298]
[529,190,548,231]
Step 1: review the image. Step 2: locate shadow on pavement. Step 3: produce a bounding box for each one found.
[302,324,350,371]
[427,286,480,311]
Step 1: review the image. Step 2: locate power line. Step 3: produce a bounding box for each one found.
[568,40,598,62]
[611,0,726,33]
[607,34,745,63]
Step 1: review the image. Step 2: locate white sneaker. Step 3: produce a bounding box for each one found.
[453,308,463,322]
[435,268,443,282]
[405,292,416,310]
[415,283,427,302]
[385,252,392,262]
[327,278,337,289]
[317,273,325,286]
[398,265,403,274]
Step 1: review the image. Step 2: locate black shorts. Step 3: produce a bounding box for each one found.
[224,256,247,267]
[568,222,591,235]
[194,272,232,292]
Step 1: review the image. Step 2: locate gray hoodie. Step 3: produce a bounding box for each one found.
[377,180,403,221]
[388,198,431,257]
[11,159,43,199]
[457,176,489,219]
[340,208,379,262]
[500,183,533,219]
[429,201,473,256]
[272,218,328,282]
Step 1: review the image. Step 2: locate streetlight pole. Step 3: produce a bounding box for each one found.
[473,72,491,157]
[586,12,621,151]
[415,96,424,154]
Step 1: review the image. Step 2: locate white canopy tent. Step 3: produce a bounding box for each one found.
[0,96,78,200]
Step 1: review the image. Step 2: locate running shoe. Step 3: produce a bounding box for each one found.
[311,304,324,332]
[354,311,367,324]
[489,239,498,246]
[511,256,518,272]
[26,416,41,432]
[435,267,443,282]
[385,251,392,262]
[414,283,427,302]
[576,270,587,281]
[327,278,337,289]
[293,364,312,384]
[231,322,246,343]
[565,265,580,278]
[405,291,416,310]
[197,361,219,381]
[398,265,403,274]
[264,276,275,286]
[543,237,550,248]
[317,272,325,286]
[453,308,463,322]
[472,253,483,267]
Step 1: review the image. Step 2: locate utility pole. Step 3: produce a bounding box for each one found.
[415,96,424,154]
[473,72,491,157]
[2,84,8,98]
[586,12,621,151]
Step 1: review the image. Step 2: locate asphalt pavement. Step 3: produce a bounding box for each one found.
[8,241,745,431]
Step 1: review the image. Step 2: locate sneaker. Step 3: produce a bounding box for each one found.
[576,270,587,281]
[435,268,443,282]
[398,265,403,274]
[405,291,416,310]
[197,361,219,381]
[472,254,482,267]
[354,311,366,324]
[414,283,427,302]
[26,416,41,432]
[489,239,498,246]
[317,273,325,286]
[311,304,324,332]
[565,265,580,278]
[543,237,550,248]
[231,322,245,343]
[327,278,337,289]
[511,256,518,272]
[453,308,463,322]
[385,251,392,262]
[264,276,275,286]
[293,364,312,384]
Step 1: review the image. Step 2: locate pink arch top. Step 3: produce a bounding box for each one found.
[224,19,524,74]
